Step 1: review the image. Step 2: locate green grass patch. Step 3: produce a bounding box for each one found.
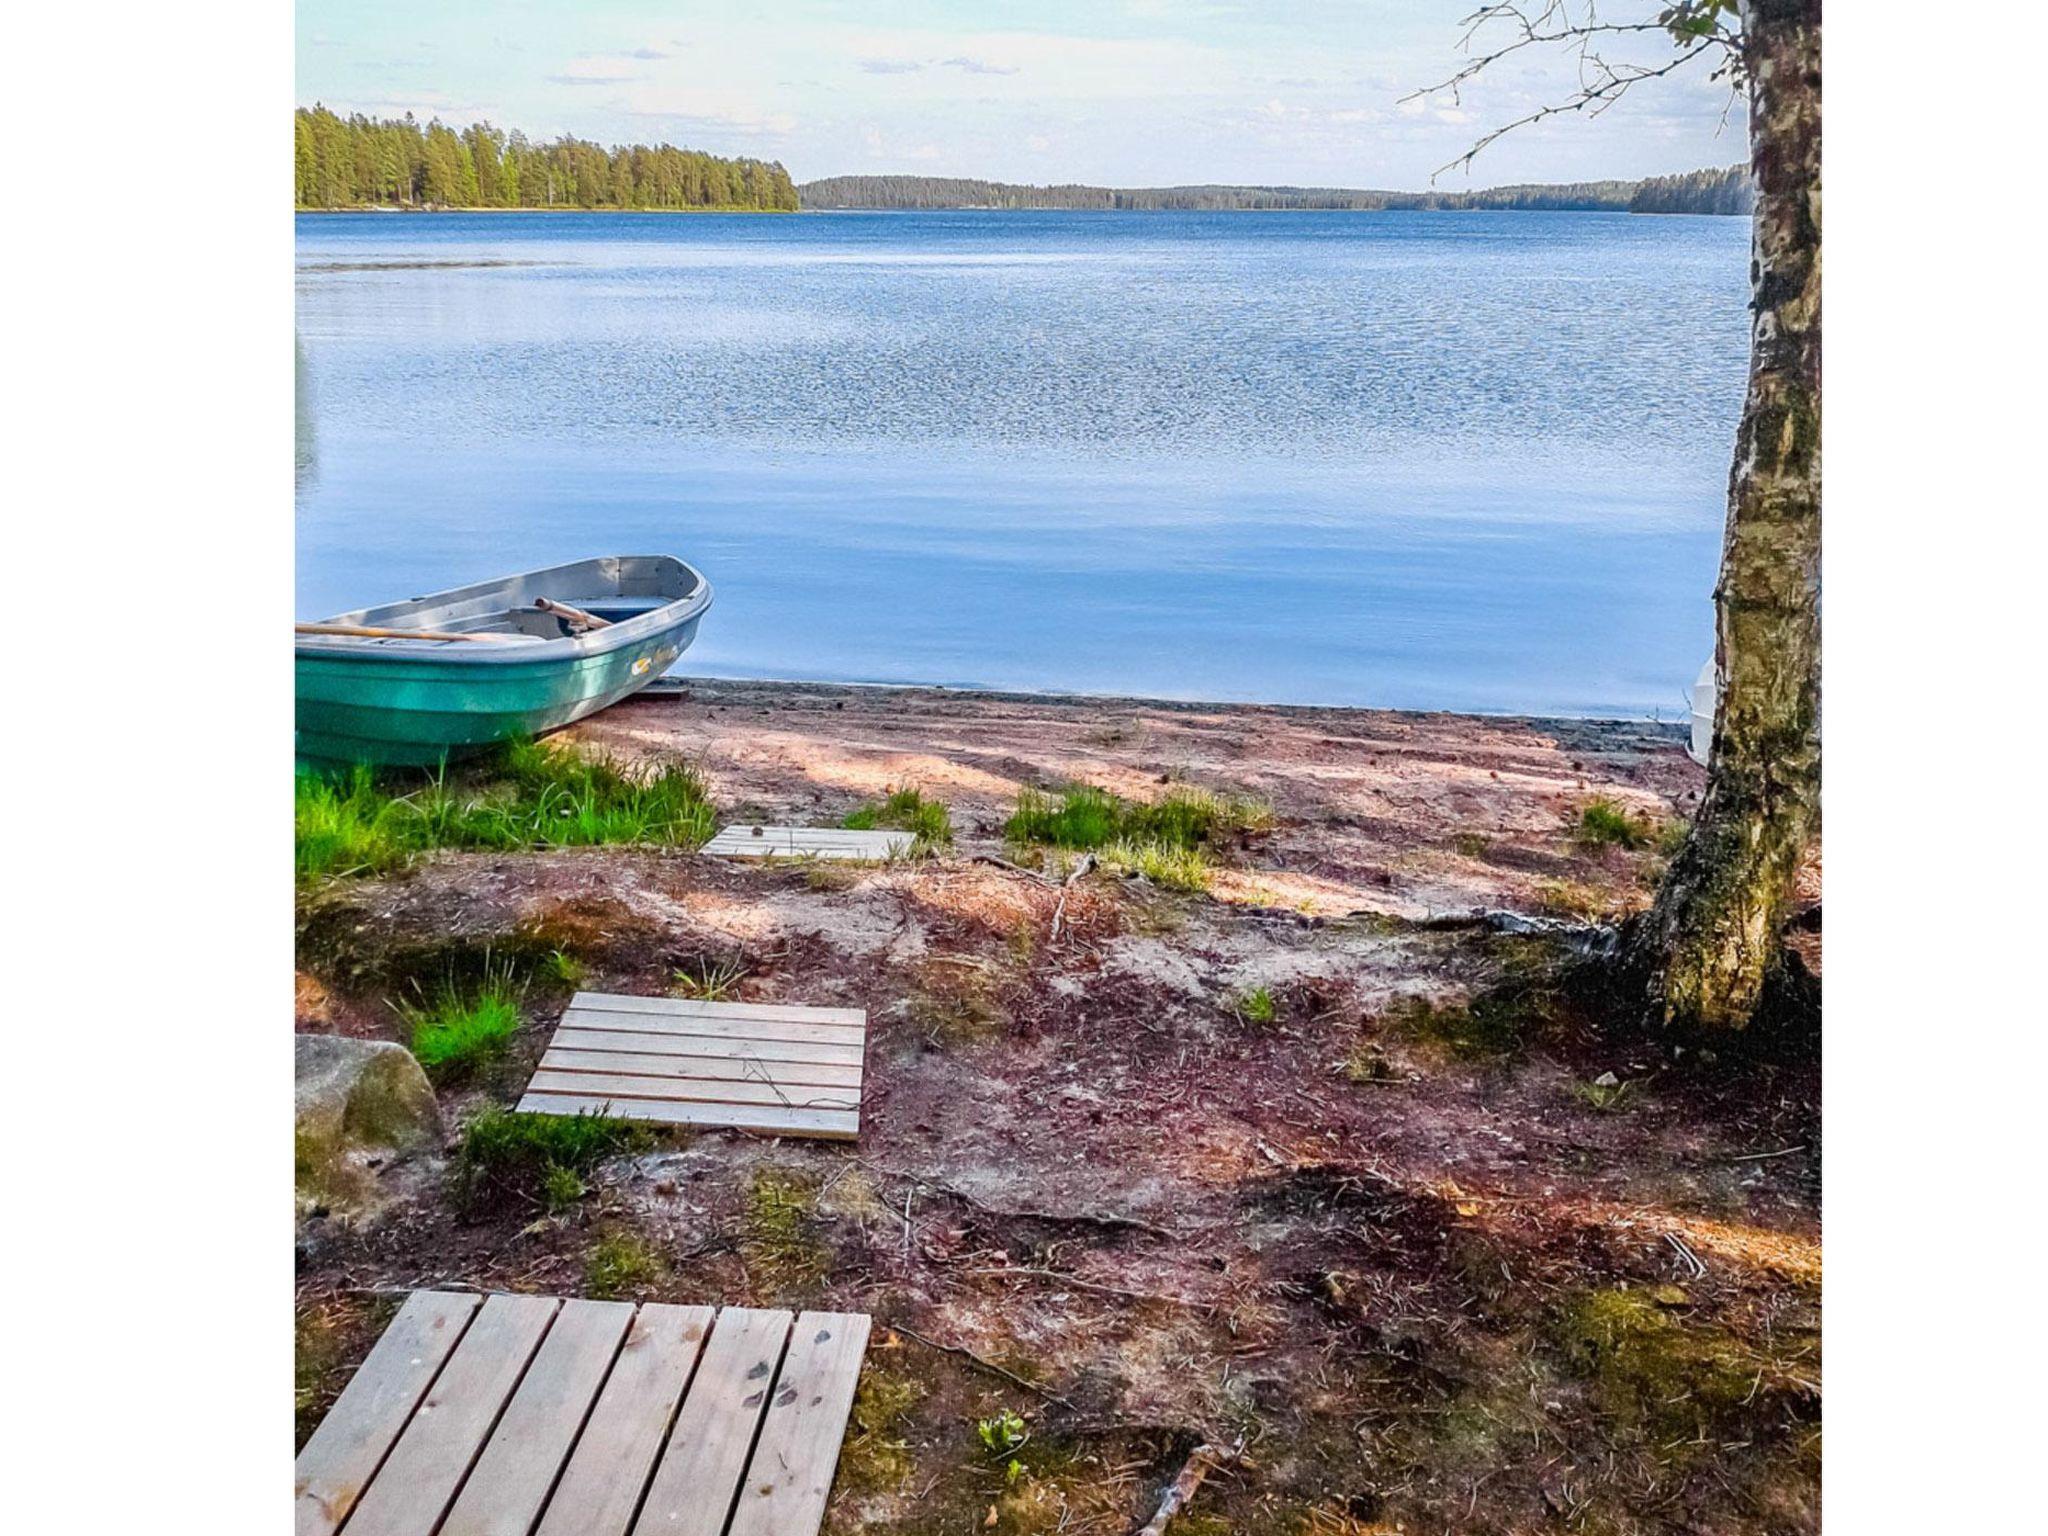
[585,1226,668,1299]
[452,1106,650,1213]
[395,965,525,1082]
[1573,797,1663,851]
[296,741,717,884]
[843,785,953,851]
[1004,783,1271,854]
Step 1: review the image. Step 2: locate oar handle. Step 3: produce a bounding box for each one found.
[534,596,612,631]
[295,622,526,644]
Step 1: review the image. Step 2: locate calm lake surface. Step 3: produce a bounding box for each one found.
[295,209,1748,717]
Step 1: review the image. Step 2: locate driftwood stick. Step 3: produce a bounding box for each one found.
[1133,1441,1238,1535]
[1049,852,1097,943]
[535,596,612,630]
[295,622,526,644]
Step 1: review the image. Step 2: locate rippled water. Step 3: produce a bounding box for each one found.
[295,209,1749,716]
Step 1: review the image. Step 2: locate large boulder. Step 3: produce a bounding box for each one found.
[295,1034,443,1220]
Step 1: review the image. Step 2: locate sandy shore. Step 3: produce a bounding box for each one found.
[296,679,1819,1534]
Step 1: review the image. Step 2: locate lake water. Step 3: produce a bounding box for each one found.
[295,209,1749,718]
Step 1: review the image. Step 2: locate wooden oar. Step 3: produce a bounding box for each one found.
[534,596,612,631]
[295,622,528,644]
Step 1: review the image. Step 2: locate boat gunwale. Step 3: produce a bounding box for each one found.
[296,556,713,667]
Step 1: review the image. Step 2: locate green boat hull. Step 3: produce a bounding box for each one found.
[295,555,710,766]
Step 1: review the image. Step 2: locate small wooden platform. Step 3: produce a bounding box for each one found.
[704,823,914,861]
[516,992,866,1140]
[296,1291,871,1536]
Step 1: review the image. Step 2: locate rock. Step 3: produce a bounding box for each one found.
[1592,1070,1620,1087]
[295,1034,442,1220]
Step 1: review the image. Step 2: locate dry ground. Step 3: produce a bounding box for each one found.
[295,680,1819,1536]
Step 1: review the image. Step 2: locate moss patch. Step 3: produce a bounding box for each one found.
[585,1226,669,1299]
[739,1169,829,1299]
[1552,1287,1792,1443]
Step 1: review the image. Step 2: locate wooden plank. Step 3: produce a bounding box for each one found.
[557,1010,865,1049]
[516,1092,861,1140]
[294,1290,482,1536]
[438,1299,636,1536]
[704,826,912,861]
[339,1293,562,1536]
[725,1311,874,1536]
[570,993,868,1028]
[535,1304,717,1536]
[540,1045,864,1088]
[546,1027,865,1067]
[525,1070,861,1112]
[631,1309,795,1536]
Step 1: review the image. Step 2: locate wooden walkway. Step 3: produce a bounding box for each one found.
[296,1292,872,1536]
[704,824,914,861]
[516,992,866,1140]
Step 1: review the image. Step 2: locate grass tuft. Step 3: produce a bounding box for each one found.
[1005,783,1270,854]
[672,955,749,1001]
[296,741,717,884]
[1234,986,1278,1025]
[1574,797,1662,851]
[843,785,953,851]
[452,1106,650,1213]
[395,964,525,1082]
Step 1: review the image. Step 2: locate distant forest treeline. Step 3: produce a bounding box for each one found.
[294,107,800,211]
[798,165,1754,215]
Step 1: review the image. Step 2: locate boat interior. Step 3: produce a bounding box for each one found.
[307,556,705,645]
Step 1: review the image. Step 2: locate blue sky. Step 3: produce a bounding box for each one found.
[296,1,1746,188]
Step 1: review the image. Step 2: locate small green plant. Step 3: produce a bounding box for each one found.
[672,956,749,1001]
[541,948,587,989]
[452,1107,649,1212]
[1573,1073,1634,1112]
[1234,986,1278,1025]
[844,785,954,851]
[585,1227,668,1298]
[1574,798,1661,850]
[394,964,525,1082]
[977,1408,1030,1458]
[541,1164,588,1210]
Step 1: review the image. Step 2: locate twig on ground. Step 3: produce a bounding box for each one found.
[1050,852,1097,942]
[966,1265,1215,1312]
[1132,1439,1242,1535]
[892,1323,1072,1406]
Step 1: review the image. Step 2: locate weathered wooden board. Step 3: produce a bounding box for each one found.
[517,993,868,1141]
[294,1290,482,1536]
[294,1296,870,1536]
[704,824,914,861]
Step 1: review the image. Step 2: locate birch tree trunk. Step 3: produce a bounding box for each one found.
[1630,0,1821,1031]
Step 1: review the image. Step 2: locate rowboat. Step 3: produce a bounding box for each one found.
[296,555,713,765]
